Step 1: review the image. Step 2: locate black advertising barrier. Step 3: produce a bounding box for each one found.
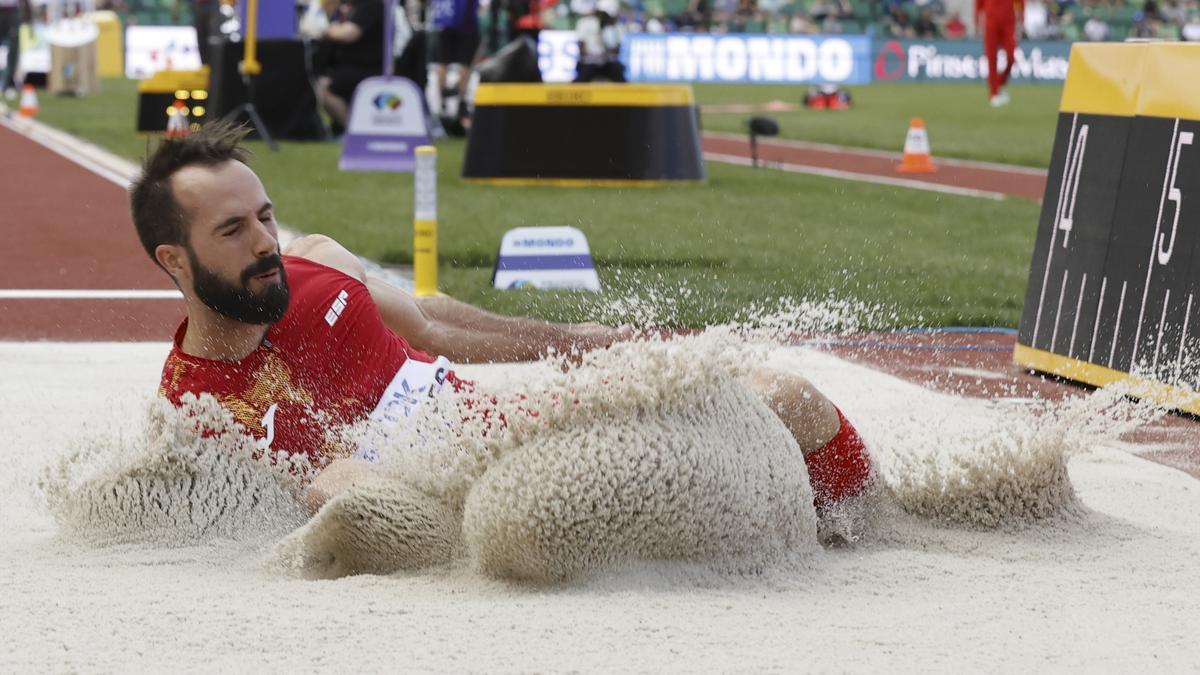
[462,84,706,185]
[1016,43,1200,414]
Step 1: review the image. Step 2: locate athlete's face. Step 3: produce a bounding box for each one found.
[161,160,290,324]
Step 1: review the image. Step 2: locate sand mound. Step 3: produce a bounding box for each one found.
[40,394,309,547]
[829,370,1167,531]
[272,476,462,579]
[462,381,816,583]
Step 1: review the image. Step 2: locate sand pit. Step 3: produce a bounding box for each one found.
[2,341,1199,672]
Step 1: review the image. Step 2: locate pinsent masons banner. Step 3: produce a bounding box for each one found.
[871,38,1071,84]
[620,34,872,85]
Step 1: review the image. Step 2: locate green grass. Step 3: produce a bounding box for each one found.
[696,83,1062,168]
[32,78,1045,328]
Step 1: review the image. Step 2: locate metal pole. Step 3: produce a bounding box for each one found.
[413,146,438,296]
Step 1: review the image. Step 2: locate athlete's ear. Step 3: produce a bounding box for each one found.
[155,244,189,282]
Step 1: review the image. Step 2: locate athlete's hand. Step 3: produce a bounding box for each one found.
[573,322,636,348]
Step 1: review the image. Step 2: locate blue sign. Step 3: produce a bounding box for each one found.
[620,34,871,85]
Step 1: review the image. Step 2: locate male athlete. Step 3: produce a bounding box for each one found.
[976,0,1023,107]
[130,122,872,525]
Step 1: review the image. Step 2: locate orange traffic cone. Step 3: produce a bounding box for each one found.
[17,84,38,118]
[165,100,190,139]
[897,117,936,173]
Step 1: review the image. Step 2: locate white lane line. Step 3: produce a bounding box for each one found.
[0,289,183,299]
[1088,276,1108,363]
[1133,118,1181,361]
[1068,273,1087,357]
[1051,269,1069,352]
[1110,280,1128,368]
[703,152,1007,200]
[1153,288,1171,372]
[1177,293,1194,381]
[702,131,1050,176]
[1034,113,1078,348]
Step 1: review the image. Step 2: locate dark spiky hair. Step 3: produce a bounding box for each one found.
[129,122,253,267]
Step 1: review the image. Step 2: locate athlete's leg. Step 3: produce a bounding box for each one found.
[746,369,840,453]
[984,21,1001,98]
[747,368,874,511]
[1000,23,1017,88]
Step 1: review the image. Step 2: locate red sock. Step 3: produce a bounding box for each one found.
[804,407,872,509]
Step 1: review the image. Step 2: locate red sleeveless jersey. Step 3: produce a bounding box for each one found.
[158,256,438,466]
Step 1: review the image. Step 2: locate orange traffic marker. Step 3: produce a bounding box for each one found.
[165,100,190,139]
[17,84,38,118]
[897,117,937,173]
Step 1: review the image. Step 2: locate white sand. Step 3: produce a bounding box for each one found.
[2,341,1199,672]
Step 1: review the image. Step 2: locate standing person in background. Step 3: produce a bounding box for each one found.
[430,0,480,119]
[977,0,1022,107]
[0,0,26,99]
[314,0,385,136]
[573,0,624,82]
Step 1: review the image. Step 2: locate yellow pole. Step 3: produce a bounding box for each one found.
[240,0,262,76]
[414,146,438,296]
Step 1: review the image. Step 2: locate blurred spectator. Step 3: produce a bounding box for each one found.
[1059,9,1082,39]
[886,3,915,35]
[574,0,625,81]
[1023,0,1049,37]
[944,10,967,36]
[1083,13,1109,39]
[1183,10,1200,38]
[0,0,25,99]
[914,6,940,35]
[1131,0,1163,36]
[789,11,818,31]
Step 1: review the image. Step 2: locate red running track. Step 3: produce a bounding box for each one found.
[0,124,184,340]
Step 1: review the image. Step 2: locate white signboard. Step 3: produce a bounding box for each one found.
[340,76,431,172]
[493,226,601,291]
[537,30,580,83]
[125,26,202,79]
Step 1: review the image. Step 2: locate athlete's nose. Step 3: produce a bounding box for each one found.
[250,216,278,257]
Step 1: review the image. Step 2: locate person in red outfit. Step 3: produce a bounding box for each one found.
[976,0,1023,106]
[129,122,874,536]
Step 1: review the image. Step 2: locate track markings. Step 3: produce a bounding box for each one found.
[0,289,183,299]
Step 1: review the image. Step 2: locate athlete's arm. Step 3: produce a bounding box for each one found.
[367,275,630,362]
[284,234,368,282]
[286,234,630,362]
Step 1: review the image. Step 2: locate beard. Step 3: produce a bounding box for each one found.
[186,247,290,325]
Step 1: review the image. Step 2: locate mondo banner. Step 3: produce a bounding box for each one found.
[621,34,871,85]
[1016,43,1200,414]
[872,38,1069,84]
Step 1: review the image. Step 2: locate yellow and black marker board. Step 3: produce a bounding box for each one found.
[136,67,211,134]
[1015,43,1200,413]
[462,83,706,184]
